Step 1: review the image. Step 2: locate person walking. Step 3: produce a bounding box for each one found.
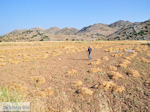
[88,46,92,60]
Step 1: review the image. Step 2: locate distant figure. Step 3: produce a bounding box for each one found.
[88,46,92,60]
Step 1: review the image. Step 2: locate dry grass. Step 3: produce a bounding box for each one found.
[0,63,6,66]
[147,53,150,57]
[118,63,127,68]
[44,87,54,96]
[111,53,123,57]
[118,59,131,68]
[123,56,132,61]
[31,76,46,86]
[102,56,109,61]
[0,41,149,112]
[127,69,140,77]
[140,57,150,64]
[67,69,77,74]
[134,47,141,52]
[31,98,57,112]
[76,87,93,96]
[108,66,117,71]
[9,83,27,92]
[123,60,131,65]
[89,59,101,66]
[73,80,83,87]
[101,81,125,93]
[34,90,46,98]
[89,67,102,73]
[107,71,123,80]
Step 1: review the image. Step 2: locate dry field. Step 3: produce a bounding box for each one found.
[0,41,149,112]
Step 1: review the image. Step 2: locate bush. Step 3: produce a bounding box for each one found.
[114,36,120,40]
[40,39,44,41]
[0,87,24,102]
[32,35,37,38]
[43,36,49,39]
[138,30,145,36]
[145,26,148,29]
[96,33,104,37]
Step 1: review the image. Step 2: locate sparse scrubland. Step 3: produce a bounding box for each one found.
[0,41,149,112]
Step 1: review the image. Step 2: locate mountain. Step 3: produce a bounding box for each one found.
[77,23,118,36]
[0,19,150,41]
[55,28,78,35]
[109,20,132,28]
[45,27,60,34]
[107,20,150,40]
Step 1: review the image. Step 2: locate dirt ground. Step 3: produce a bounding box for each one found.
[0,41,149,112]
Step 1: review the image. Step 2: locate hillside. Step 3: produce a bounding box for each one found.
[77,23,118,37]
[55,28,78,35]
[109,20,132,28]
[108,20,150,40]
[45,27,60,34]
[0,19,150,41]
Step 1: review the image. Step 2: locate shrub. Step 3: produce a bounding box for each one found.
[96,33,104,37]
[43,36,49,39]
[40,39,43,41]
[114,36,120,40]
[32,35,37,38]
[0,87,24,102]
[138,30,145,36]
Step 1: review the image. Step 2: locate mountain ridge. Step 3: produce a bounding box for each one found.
[1,19,150,41]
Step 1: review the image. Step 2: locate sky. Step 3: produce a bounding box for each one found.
[0,0,150,35]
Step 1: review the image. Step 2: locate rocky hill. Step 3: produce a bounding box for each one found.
[108,20,150,40]
[0,19,150,41]
[55,28,78,35]
[109,20,132,28]
[45,27,60,34]
[77,23,118,36]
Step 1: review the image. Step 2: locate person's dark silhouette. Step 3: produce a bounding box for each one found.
[88,46,92,60]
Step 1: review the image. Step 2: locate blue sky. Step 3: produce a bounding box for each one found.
[0,0,150,35]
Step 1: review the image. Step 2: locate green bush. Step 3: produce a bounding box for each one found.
[114,36,120,40]
[0,87,23,102]
[40,39,44,41]
[95,33,104,37]
[138,30,145,36]
[43,36,49,39]
[32,35,37,38]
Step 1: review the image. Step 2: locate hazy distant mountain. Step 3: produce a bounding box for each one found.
[0,19,150,41]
